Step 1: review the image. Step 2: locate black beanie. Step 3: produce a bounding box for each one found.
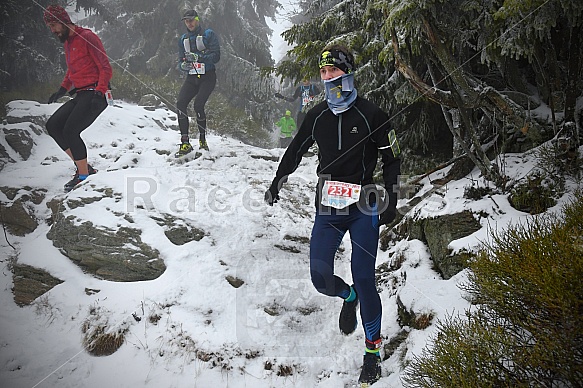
[318,48,355,74]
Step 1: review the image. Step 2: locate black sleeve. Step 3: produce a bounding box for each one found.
[371,110,401,207]
[291,86,302,100]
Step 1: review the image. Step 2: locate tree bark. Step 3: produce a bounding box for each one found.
[421,16,477,105]
[391,29,456,106]
[565,26,581,124]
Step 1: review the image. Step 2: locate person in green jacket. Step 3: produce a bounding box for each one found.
[275,110,297,148]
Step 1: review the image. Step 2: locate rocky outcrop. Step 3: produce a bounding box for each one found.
[396,295,434,330]
[164,224,205,245]
[12,263,63,306]
[0,187,44,236]
[5,100,51,128]
[3,127,37,161]
[46,192,165,282]
[1,102,47,171]
[138,94,167,109]
[150,214,207,245]
[0,142,15,170]
[383,210,482,279]
[421,211,481,278]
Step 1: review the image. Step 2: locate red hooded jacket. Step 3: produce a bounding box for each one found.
[61,26,112,95]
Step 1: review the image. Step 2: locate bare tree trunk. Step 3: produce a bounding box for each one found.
[533,44,558,135]
[565,26,581,125]
[421,17,477,103]
[391,29,456,106]
[412,19,503,184]
[450,86,502,185]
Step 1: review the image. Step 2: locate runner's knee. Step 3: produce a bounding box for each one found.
[193,104,206,118]
[310,270,335,296]
[45,117,59,138]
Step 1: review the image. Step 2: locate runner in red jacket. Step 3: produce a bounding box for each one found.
[44,5,113,191]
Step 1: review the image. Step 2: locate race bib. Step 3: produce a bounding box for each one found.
[189,62,206,75]
[321,181,361,209]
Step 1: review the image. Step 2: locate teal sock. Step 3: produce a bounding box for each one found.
[365,348,381,357]
[345,286,356,302]
[79,174,89,181]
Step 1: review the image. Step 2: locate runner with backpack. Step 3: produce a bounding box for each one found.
[175,9,220,156]
[275,79,320,127]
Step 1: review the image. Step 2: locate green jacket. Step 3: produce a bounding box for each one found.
[275,116,297,138]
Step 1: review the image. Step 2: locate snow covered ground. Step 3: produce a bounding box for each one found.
[0,99,577,387]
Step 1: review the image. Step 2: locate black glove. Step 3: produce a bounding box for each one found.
[48,86,67,104]
[274,92,284,99]
[91,91,107,113]
[379,206,397,226]
[264,186,280,206]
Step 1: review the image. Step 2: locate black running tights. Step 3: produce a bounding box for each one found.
[45,90,106,161]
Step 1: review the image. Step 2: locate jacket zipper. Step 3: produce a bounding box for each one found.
[337,114,342,150]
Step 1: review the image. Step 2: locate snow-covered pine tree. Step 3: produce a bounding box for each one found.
[0,0,65,91]
[274,0,583,184]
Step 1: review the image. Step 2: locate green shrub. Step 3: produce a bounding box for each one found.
[508,143,583,214]
[509,171,559,214]
[402,193,583,387]
[110,69,181,106]
[535,141,583,179]
[206,92,272,148]
[463,184,493,200]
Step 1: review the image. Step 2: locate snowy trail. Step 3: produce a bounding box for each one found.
[1,99,541,387]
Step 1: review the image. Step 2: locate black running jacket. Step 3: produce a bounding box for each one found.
[271,96,401,207]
